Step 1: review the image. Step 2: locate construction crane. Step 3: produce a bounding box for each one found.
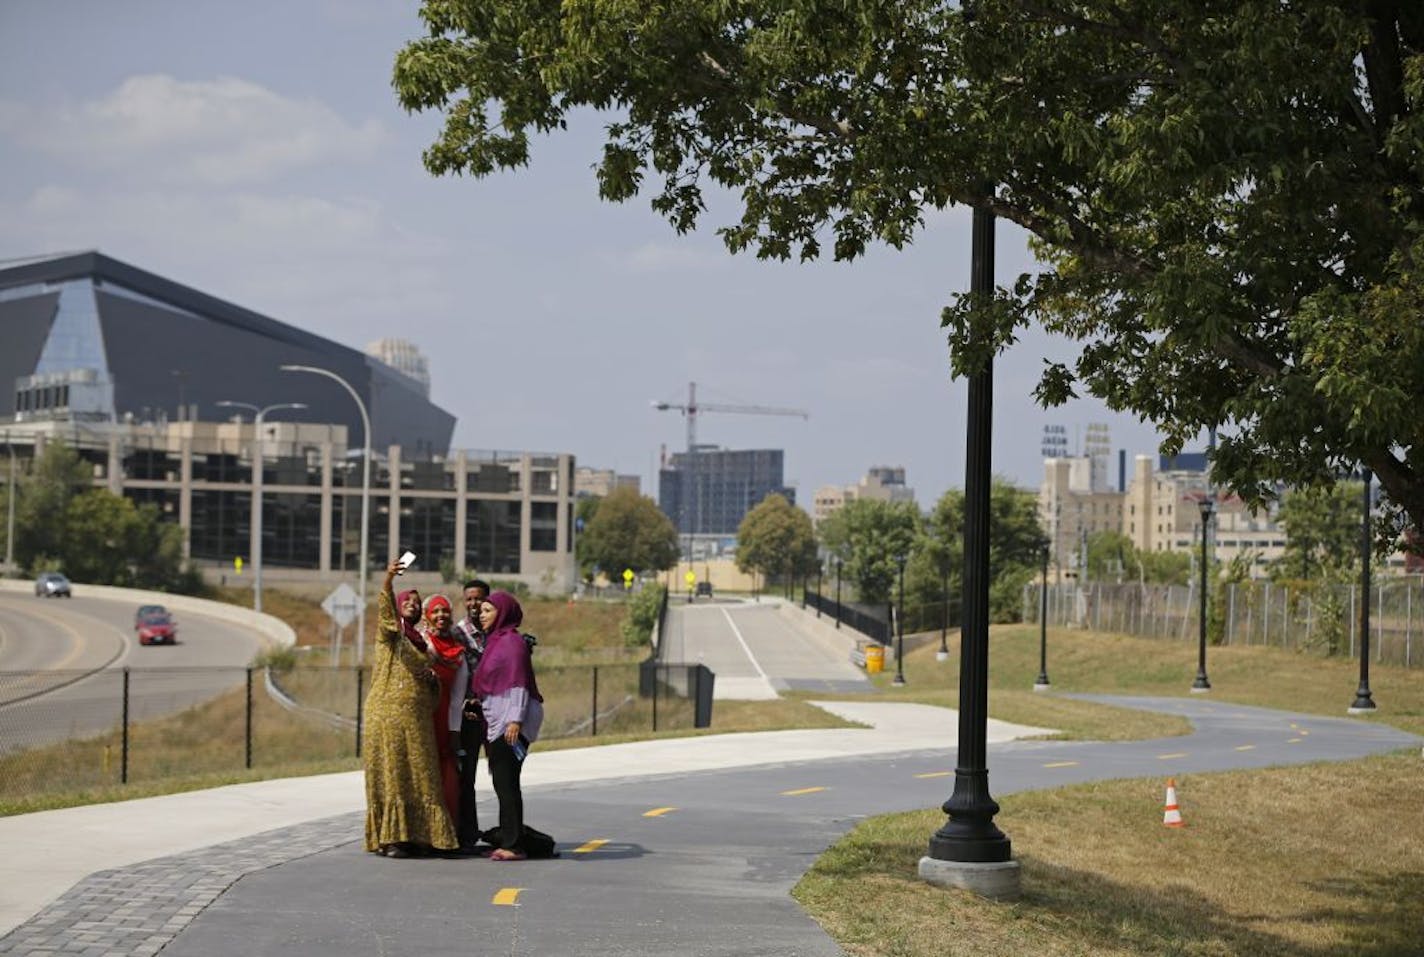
[652,381,809,453]
[652,382,809,552]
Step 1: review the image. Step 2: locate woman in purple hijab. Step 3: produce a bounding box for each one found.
[471,590,544,860]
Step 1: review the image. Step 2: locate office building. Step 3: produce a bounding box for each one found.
[658,448,793,536]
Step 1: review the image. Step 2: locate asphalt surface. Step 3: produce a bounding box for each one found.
[0,591,270,752]
[1,598,1420,955]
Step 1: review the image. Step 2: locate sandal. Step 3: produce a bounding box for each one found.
[489,848,527,861]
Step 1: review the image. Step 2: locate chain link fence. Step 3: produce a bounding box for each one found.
[0,660,710,809]
[1021,577,1424,667]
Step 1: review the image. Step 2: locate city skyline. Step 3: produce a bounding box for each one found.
[0,0,1173,505]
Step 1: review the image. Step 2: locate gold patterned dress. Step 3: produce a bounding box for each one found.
[362,589,458,852]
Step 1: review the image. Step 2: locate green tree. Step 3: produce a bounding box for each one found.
[736,493,817,590]
[14,441,91,571]
[394,3,1424,542]
[909,479,1043,626]
[817,498,920,606]
[577,486,679,578]
[1273,482,1365,581]
[63,491,185,588]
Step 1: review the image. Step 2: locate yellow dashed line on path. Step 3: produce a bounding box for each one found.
[643,807,678,817]
[492,888,523,907]
[781,786,827,796]
[1288,738,1303,744]
[1043,761,1079,768]
[1157,753,1188,760]
[1235,745,1256,752]
[914,771,952,779]
[573,839,609,854]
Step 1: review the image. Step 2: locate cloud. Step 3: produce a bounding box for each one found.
[0,74,386,185]
[0,183,456,341]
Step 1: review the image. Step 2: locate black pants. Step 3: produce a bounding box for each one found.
[485,735,525,851]
[456,717,484,848]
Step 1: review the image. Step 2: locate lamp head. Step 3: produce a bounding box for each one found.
[1198,496,1215,520]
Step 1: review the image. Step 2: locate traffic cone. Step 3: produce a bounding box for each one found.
[1162,778,1185,828]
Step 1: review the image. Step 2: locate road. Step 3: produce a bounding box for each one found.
[0,592,269,753]
[659,598,873,698]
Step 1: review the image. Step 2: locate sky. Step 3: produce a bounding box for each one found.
[0,0,1171,507]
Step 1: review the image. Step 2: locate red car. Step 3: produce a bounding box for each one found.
[135,605,177,645]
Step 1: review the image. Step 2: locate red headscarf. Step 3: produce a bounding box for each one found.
[422,594,464,666]
[471,591,542,701]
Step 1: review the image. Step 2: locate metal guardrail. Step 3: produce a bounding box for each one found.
[802,590,891,643]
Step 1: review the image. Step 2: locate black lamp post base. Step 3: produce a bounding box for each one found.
[1348,690,1376,714]
[1191,675,1211,693]
[936,649,950,661]
[1033,677,1051,691]
[891,675,906,687]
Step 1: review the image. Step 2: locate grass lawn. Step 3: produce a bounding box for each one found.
[794,624,1424,956]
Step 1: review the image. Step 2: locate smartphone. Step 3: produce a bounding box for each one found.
[397,550,417,574]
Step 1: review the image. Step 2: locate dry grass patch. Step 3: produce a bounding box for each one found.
[796,752,1424,957]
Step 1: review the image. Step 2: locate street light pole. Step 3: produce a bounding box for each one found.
[938,559,950,661]
[216,401,307,615]
[281,364,372,664]
[921,200,1018,899]
[4,432,15,574]
[893,553,907,686]
[1035,539,1051,690]
[834,556,843,629]
[1192,496,1214,692]
[1350,469,1377,713]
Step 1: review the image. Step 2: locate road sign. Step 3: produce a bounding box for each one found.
[684,571,696,586]
[322,582,360,628]
[234,557,243,574]
[622,568,634,590]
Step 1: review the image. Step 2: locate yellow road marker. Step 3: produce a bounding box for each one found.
[573,839,609,854]
[1234,745,1256,752]
[1288,737,1303,744]
[781,786,827,796]
[1157,752,1188,760]
[1043,761,1079,768]
[914,771,952,779]
[492,888,523,907]
[643,807,678,817]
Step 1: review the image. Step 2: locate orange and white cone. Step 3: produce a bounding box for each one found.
[1162,778,1185,828]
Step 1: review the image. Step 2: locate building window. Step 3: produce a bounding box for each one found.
[530,501,558,552]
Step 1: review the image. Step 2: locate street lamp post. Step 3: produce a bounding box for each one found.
[216,401,307,615]
[893,553,907,687]
[281,364,372,664]
[1192,496,1214,692]
[4,432,16,574]
[921,200,1018,899]
[834,556,843,629]
[938,559,950,661]
[1035,539,1051,690]
[816,560,823,618]
[1349,469,1377,713]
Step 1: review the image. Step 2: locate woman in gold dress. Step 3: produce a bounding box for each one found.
[362,556,458,858]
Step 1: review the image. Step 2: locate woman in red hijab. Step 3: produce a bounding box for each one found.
[422,594,466,828]
[471,590,544,860]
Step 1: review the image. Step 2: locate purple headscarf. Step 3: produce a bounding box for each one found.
[471,591,542,701]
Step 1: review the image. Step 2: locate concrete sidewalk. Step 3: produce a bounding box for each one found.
[0,700,1054,938]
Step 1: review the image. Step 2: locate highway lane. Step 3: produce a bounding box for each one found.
[0,592,270,753]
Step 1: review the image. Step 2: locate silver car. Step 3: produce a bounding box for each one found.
[34,572,72,598]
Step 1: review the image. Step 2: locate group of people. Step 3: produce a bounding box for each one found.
[362,555,546,861]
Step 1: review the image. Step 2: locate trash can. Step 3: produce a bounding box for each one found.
[865,643,885,674]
